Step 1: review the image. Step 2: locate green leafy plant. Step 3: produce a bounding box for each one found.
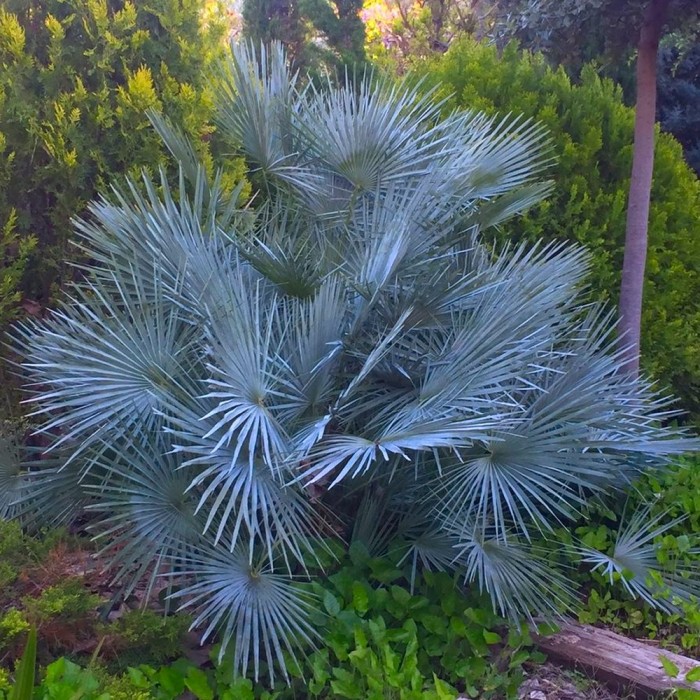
[0,212,35,329]
[0,519,186,671]
[291,557,538,699]
[0,0,249,416]
[0,656,153,700]
[10,41,698,686]
[0,579,99,663]
[0,518,70,595]
[9,627,36,700]
[101,610,191,670]
[420,38,700,420]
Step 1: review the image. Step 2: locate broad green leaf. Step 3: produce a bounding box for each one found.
[660,655,679,679]
[685,666,700,683]
[351,582,370,615]
[483,630,501,645]
[185,667,214,700]
[323,590,341,616]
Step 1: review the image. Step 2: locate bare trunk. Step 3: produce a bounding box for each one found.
[618,0,671,374]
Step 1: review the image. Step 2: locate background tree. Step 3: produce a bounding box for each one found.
[422,38,700,420]
[657,40,700,175]
[362,0,486,68]
[0,0,247,418]
[241,0,307,64]
[477,0,700,373]
[300,0,366,69]
[242,0,366,71]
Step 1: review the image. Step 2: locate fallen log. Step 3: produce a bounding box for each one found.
[533,620,700,698]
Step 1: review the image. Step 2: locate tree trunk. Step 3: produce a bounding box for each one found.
[618,0,671,374]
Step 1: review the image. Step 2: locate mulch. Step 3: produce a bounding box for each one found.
[517,662,626,700]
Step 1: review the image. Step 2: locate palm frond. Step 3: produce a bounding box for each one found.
[0,434,25,519]
[394,513,462,593]
[231,200,328,298]
[85,425,205,602]
[163,398,325,571]
[300,74,445,193]
[74,170,249,316]
[216,41,314,194]
[15,449,90,528]
[172,546,319,683]
[12,271,199,456]
[441,112,553,202]
[350,489,398,557]
[454,526,577,620]
[579,504,700,613]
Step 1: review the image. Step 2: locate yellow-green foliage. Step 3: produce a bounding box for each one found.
[0,608,30,651]
[0,0,247,335]
[0,213,36,328]
[420,39,700,418]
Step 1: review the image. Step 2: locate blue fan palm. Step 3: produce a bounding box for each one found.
[8,41,698,682]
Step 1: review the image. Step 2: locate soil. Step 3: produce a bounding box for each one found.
[517,662,628,700]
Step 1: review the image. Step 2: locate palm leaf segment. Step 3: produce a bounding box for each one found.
[10,41,698,679]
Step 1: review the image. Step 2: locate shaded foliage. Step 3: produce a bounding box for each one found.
[242,0,366,72]
[657,41,700,175]
[9,42,698,682]
[422,38,700,419]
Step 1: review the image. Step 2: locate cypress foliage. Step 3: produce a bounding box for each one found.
[0,0,247,321]
[0,0,248,416]
[423,39,700,419]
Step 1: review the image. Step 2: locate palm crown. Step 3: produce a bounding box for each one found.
[7,42,698,681]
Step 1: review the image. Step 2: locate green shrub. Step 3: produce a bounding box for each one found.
[22,579,100,624]
[0,0,248,414]
[0,579,100,660]
[11,42,697,683]
[0,609,30,653]
[0,212,35,329]
[420,39,700,419]
[571,456,700,655]
[0,519,58,592]
[102,609,190,670]
[0,519,185,671]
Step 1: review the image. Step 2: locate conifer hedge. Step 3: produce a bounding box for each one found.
[422,40,700,419]
[0,0,247,415]
[0,0,245,325]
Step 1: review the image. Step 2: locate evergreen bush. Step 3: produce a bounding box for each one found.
[9,43,698,682]
[421,39,700,419]
[0,0,247,341]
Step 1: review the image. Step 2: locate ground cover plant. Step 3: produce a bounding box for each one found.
[0,557,542,699]
[0,519,188,673]
[5,41,699,689]
[0,517,539,699]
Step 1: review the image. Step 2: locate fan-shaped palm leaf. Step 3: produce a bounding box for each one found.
[579,504,700,613]
[216,42,312,193]
[85,425,205,601]
[454,526,577,620]
[172,546,319,683]
[0,434,25,519]
[13,271,200,455]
